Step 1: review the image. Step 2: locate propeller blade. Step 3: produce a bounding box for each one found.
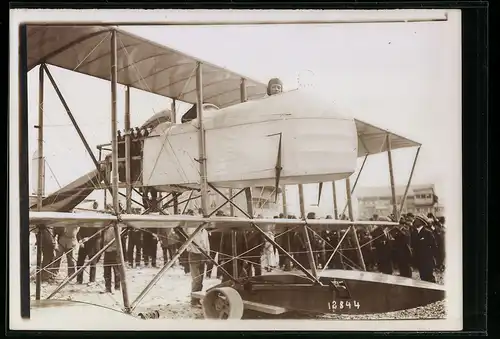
[317,182,323,206]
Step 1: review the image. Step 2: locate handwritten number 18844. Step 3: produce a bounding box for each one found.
[330,300,360,311]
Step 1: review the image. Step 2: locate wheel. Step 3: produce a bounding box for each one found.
[202,287,244,320]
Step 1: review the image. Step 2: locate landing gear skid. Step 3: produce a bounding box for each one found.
[202,287,244,320]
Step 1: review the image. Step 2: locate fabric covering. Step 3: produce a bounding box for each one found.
[26,25,268,109]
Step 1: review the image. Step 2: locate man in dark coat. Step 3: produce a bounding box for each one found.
[76,226,102,284]
[143,227,159,268]
[371,217,393,275]
[127,227,143,268]
[205,229,222,279]
[389,220,413,278]
[358,228,375,271]
[410,215,437,283]
[428,213,445,271]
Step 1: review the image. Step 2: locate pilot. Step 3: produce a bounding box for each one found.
[267,78,283,96]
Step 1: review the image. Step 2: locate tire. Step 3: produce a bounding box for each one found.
[202,287,244,320]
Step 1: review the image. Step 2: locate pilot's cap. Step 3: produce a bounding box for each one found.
[267,78,283,95]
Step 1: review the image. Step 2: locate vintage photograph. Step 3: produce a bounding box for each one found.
[9,9,463,331]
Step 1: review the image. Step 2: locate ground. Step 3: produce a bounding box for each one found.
[29,235,446,320]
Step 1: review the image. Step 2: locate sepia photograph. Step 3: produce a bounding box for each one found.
[9,8,462,331]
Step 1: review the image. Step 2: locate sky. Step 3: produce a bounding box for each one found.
[26,10,461,218]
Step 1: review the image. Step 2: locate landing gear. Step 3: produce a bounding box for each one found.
[201,287,244,320]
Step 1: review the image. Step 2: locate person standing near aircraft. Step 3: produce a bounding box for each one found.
[389,218,413,278]
[184,222,210,307]
[52,225,80,278]
[143,226,159,268]
[358,228,375,271]
[101,224,122,294]
[371,217,393,275]
[157,226,171,266]
[76,226,102,285]
[127,226,143,268]
[38,226,57,282]
[205,211,224,279]
[410,215,437,283]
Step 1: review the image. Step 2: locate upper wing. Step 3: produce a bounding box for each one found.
[30,211,398,230]
[27,25,267,109]
[354,119,420,156]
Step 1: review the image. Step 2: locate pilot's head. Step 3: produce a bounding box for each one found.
[267,78,283,96]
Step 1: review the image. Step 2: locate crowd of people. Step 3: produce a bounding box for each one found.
[114,126,152,183]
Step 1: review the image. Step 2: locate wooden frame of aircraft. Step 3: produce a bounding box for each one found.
[25,23,445,320]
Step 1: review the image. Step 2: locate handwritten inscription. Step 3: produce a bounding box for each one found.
[329,300,360,311]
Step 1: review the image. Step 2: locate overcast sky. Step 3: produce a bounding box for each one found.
[26,10,461,217]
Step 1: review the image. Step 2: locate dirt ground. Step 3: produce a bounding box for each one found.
[29,234,446,321]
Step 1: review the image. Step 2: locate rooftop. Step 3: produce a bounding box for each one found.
[355,184,435,199]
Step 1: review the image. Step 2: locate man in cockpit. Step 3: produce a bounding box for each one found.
[267,78,283,96]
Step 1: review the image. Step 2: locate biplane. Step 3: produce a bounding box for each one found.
[25,22,446,320]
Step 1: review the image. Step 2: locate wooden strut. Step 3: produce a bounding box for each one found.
[345,177,367,271]
[386,134,398,220]
[281,185,292,270]
[110,29,130,311]
[124,86,132,214]
[196,62,209,217]
[127,188,246,312]
[47,226,125,299]
[320,225,352,275]
[208,183,323,285]
[399,146,421,215]
[128,62,225,310]
[340,153,369,217]
[41,64,118,215]
[35,64,44,301]
[298,184,319,278]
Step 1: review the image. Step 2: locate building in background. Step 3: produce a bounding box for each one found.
[356,184,443,220]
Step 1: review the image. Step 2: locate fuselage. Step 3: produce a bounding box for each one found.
[142,89,359,190]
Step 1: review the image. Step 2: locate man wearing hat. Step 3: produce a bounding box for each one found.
[371,217,393,275]
[389,217,413,278]
[267,78,283,96]
[410,215,437,283]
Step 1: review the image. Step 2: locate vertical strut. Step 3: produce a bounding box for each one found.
[110,29,130,311]
[124,86,132,214]
[298,184,318,278]
[209,184,322,284]
[231,230,238,279]
[399,147,421,215]
[332,181,339,219]
[229,189,235,216]
[196,62,209,216]
[173,193,179,214]
[345,177,366,271]
[386,134,398,220]
[35,64,45,300]
[171,99,177,123]
[281,185,291,270]
[281,185,288,217]
[240,78,247,103]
